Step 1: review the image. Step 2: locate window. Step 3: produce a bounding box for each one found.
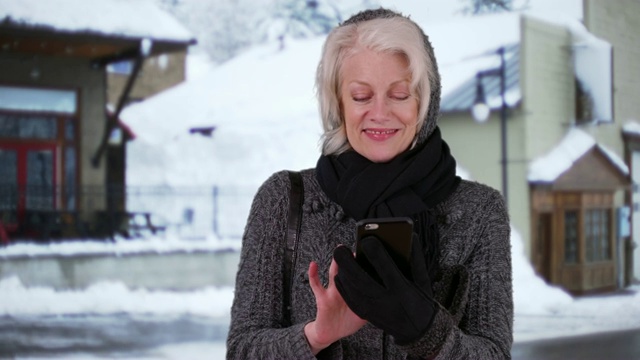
[585,209,611,262]
[0,85,77,113]
[573,41,612,123]
[0,113,57,139]
[107,60,134,75]
[564,211,579,264]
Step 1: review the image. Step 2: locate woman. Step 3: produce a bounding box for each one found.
[227,8,512,359]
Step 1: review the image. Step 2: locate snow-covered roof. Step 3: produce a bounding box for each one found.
[0,0,193,42]
[425,12,522,106]
[622,120,640,136]
[437,11,612,119]
[528,128,628,183]
[440,43,521,113]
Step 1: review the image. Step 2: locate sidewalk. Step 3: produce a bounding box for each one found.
[514,284,640,343]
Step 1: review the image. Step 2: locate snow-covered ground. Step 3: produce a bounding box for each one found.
[1,230,639,348]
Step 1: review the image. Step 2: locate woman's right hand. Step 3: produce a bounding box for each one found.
[304,256,367,355]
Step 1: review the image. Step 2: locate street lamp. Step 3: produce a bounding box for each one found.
[471,46,508,207]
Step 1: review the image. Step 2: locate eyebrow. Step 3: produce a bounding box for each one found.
[346,79,411,88]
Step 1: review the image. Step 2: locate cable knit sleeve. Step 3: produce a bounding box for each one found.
[226,171,316,360]
[401,183,513,359]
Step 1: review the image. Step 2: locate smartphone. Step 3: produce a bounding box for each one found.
[355,217,414,282]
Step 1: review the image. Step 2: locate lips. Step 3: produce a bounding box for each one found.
[364,128,399,141]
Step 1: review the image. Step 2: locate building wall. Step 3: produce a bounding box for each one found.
[520,16,575,159]
[439,105,530,251]
[106,51,187,107]
[443,16,579,256]
[580,0,640,156]
[0,53,108,213]
[584,0,640,127]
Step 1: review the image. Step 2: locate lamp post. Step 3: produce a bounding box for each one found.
[471,46,508,207]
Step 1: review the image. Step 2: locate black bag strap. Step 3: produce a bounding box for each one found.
[283,170,303,325]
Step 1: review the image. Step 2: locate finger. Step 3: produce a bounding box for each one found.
[327,258,338,288]
[361,237,406,287]
[334,273,367,319]
[308,261,324,298]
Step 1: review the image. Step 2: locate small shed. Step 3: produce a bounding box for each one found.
[529,129,630,293]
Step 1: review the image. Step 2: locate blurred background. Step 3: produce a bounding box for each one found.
[0,0,639,358]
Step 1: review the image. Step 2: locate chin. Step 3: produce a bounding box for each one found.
[365,152,397,163]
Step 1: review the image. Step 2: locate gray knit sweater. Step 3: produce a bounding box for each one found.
[227,169,513,359]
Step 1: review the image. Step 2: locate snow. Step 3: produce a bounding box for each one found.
[425,13,521,100]
[623,120,640,136]
[0,235,240,259]
[1,0,638,357]
[0,0,192,42]
[382,0,581,106]
[528,128,595,182]
[122,38,323,189]
[1,231,639,346]
[529,128,629,182]
[0,276,232,317]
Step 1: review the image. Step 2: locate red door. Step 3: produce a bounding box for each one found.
[0,142,56,231]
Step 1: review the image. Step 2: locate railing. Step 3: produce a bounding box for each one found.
[0,184,257,242]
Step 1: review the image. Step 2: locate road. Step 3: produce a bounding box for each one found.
[0,314,228,358]
[1,314,639,359]
[512,327,640,360]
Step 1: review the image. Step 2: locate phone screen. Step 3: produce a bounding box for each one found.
[355,217,414,282]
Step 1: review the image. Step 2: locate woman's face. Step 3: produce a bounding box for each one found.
[340,49,420,163]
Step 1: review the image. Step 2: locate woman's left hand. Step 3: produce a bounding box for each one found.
[304,257,367,355]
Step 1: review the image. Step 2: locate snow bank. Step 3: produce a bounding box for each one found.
[511,228,573,314]
[0,276,232,317]
[0,236,240,259]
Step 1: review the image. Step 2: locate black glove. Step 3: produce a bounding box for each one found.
[334,236,438,345]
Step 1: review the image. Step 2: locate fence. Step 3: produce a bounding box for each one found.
[0,184,258,241]
[126,185,258,240]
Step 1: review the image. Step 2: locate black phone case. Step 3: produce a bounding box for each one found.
[355,217,414,282]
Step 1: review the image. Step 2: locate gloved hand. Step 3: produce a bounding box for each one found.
[333,235,438,345]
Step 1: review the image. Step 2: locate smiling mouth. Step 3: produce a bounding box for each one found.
[365,129,398,135]
[364,128,399,141]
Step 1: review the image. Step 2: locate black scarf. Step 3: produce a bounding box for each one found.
[316,127,460,278]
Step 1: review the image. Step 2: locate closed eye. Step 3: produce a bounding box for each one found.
[391,94,410,101]
[353,96,371,102]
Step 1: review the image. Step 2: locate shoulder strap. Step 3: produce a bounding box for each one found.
[283,170,303,325]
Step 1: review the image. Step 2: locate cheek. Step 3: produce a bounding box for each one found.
[342,103,363,128]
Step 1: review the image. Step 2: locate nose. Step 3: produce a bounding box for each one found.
[369,96,390,122]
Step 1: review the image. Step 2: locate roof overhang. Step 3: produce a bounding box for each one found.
[529,146,630,191]
[0,24,196,66]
